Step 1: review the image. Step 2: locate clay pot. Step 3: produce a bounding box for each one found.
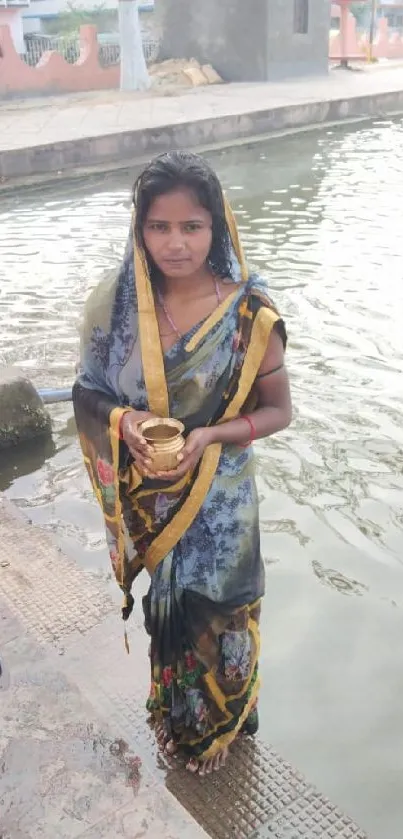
[139,417,185,472]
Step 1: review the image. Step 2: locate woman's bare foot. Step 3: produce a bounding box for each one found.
[186,747,228,776]
[155,722,169,751]
[165,739,178,756]
[155,723,178,757]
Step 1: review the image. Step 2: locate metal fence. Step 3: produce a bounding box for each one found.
[22,33,160,68]
[98,37,160,68]
[23,36,78,66]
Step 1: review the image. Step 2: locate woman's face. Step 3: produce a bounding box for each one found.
[142,187,213,280]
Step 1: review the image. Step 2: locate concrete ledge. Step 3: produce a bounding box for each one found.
[1,87,403,182]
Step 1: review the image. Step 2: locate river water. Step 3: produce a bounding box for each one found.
[1,120,403,837]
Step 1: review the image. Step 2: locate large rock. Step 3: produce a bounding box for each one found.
[0,367,52,451]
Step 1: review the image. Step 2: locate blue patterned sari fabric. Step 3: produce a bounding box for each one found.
[73,213,286,761]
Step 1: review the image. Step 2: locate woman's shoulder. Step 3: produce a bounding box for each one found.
[245,273,280,313]
[245,274,287,348]
[81,269,119,341]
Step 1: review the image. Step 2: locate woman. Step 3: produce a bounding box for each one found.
[73,151,291,775]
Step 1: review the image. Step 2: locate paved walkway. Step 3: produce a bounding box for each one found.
[0,494,368,838]
[0,497,208,839]
[1,64,403,182]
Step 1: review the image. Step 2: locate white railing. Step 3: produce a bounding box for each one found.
[99,37,159,67]
[22,33,160,67]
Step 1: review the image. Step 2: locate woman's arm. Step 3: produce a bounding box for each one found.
[72,382,155,472]
[72,381,120,423]
[208,327,292,446]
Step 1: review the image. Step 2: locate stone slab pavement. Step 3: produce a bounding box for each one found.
[1,63,403,152]
[1,64,403,183]
[0,493,369,838]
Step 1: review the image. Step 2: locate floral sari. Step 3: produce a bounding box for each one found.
[73,200,286,760]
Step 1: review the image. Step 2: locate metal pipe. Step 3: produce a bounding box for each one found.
[38,387,73,404]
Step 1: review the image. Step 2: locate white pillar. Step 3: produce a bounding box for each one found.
[118,0,150,92]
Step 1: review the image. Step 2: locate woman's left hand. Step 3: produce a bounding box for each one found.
[155,427,214,482]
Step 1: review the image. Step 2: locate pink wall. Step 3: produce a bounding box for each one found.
[329,11,403,60]
[0,24,119,97]
[2,15,403,98]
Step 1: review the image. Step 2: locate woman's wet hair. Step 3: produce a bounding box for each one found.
[133,151,233,285]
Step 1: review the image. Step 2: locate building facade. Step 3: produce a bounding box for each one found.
[158,0,331,81]
[22,0,154,35]
[0,0,29,53]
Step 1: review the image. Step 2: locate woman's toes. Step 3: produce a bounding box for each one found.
[210,748,228,772]
[155,724,168,748]
[165,739,178,756]
[213,753,221,771]
[219,747,228,767]
[200,758,214,776]
[187,748,229,776]
[186,757,200,774]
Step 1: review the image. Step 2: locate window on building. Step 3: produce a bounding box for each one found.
[294,0,309,35]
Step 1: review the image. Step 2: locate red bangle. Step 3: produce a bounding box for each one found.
[239,415,256,448]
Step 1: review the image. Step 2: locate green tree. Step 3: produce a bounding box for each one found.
[349,2,369,27]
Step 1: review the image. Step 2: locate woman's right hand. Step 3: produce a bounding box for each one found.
[120,410,156,476]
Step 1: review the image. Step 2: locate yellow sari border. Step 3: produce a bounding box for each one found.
[133,471,189,501]
[224,198,248,282]
[200,677,261,761]
[221,305,280,423]
[133,228,169,418]
[133,197,246,412]
[185,290,238,354]
[142,304,280,576]
[143,443,222,575]
[110,407,129,589]
[201,615,260,723]
[131,195,276,578]
[185,199,248,353]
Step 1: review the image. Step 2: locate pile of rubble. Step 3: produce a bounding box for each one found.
[149,58,223,91]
